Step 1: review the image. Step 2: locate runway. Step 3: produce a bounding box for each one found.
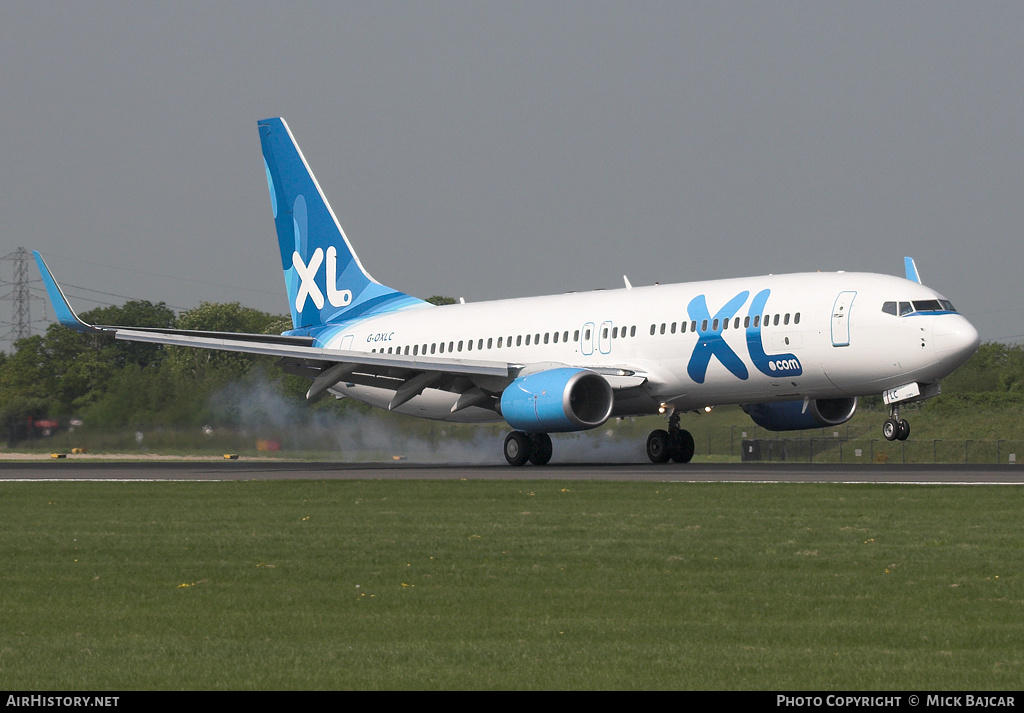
[1,459,1022,484]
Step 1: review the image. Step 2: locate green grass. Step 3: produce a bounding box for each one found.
[1,480,1022,690]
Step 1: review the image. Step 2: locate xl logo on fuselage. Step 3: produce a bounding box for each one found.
[687,289,802,383]
[292,247,353,313]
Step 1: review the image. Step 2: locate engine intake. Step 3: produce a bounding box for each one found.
[499,368,613,433]
[742,397,857,432]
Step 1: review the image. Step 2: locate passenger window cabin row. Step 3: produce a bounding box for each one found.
[370,325,641,356]
[367,310,804,358]
[649,312,801,336]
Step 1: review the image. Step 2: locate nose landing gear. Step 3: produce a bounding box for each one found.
[882,406,910,442]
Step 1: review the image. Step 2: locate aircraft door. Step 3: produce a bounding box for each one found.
[341,334,354,351]
[581,322,595,356]
[831,291,856,347]
[599,321,613,355]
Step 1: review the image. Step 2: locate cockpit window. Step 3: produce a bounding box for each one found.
[883,299,957,316]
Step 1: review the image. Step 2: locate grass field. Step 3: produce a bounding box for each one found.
[1,480,1021,690]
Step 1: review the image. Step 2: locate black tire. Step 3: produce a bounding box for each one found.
[646,429,671,463]
[528,433,553,466]
[670,429,695,463]
[897,419,911,441]
[504,431,530,466]
[882,418,898,442]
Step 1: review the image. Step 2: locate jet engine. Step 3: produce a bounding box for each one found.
[742,397,858,432]
[499,368,614,433]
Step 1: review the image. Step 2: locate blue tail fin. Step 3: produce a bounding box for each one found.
[258,118,427,329]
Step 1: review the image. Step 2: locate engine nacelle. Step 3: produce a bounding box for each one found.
[742,397,857,432]
[499,368,613,433]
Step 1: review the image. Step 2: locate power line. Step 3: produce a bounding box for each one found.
[29,283,187,312]
[38,250,282,299]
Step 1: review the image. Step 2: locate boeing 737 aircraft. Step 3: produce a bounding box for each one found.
[35,117,980,465]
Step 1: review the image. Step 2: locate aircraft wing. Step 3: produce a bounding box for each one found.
[121,329,647,407]
[35,251,646,410]
[114,327,513,403]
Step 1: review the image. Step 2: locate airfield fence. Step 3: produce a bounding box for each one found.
[739,437,1024,465]
[8,420,1024,465]
[727,423,1023,465]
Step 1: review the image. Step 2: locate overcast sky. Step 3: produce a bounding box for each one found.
[2,2,1022,349]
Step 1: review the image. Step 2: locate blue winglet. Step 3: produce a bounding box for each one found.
[904,257,922,284]
[32,251,102,333]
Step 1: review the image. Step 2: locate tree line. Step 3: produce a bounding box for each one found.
[0,300,320,438]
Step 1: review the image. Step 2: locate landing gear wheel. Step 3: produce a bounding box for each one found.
[504,431,531,466]
[884,403,911,442]
[883,418,899,442]
[647,429,671,464]
[670,429,695,463]
[528,433,553,466]
[897,419,911,441]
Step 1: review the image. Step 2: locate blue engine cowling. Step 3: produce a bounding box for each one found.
[742,397,857,431]
[499,368,614,433]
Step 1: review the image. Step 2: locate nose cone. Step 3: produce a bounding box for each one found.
[934,315,980,370]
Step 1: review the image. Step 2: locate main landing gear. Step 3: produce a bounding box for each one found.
[882,405,911,442]
[646,412,695,464]
[502,414,696,466]
[503,431,553,466]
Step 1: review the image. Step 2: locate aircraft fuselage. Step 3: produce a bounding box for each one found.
[303,271,978,422]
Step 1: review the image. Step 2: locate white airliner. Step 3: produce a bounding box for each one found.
[34,117,980,465]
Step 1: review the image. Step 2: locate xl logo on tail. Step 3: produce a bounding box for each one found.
[292,247,353,312]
